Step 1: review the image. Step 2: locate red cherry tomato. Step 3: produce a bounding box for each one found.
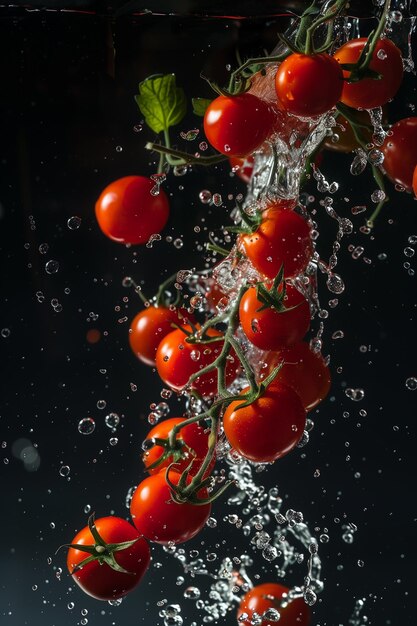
[275,52,343,117]
[239,207,313,280]
[229,155,255,183]
[334,37,403,110]
[413,164,417,198]
[223,383,306,463]
[381,117,417,191]
[67,516,150,601]
[95,176,169,244]
[155,326,239,397]
[262,342,331,411]
[143,416,212,476]
[130,471,211,544]
[204,93,274,157]
[129,306,194,367]
[238,583,311,626]
[239,283,310,351]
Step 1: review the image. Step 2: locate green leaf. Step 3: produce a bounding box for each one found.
[135,74,186,134]
[192,97,212,117]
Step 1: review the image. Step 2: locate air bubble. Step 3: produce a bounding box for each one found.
[405,377,417,390]
[78,418,96,435]
[45,260,59,274]
[105,413,120,429]
[67,216,81,230]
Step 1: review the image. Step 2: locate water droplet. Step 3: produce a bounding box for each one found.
[376,48,388,60]
[345,388,365,401]
[206,517,217,528]
[109,437,118,446]
[180,128,199,141]
[350,151,367,175]
[371,189,386,203]
[146,233,162,248]
[97,400,106,410]
[59,465,70,477]
[173,238,183,249]
[404,247,415,257]
[115,145,123,152]
[303,587,317,606]
[45,260,59,274]
[1,328,11,338]
[199,190,212,204]
[351,205,367,215]
[326,273,345,294]
[67,216,81,230]
[331,330,344,340]
[212,193,222,206]
[184,586,201,600]
[173,164,188,176]
[357,559,365,567]
[78,417,96,435]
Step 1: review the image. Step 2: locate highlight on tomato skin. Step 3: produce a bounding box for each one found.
[262,342,331,411]
[223,383,306,464]
[238,582,311,626]
[275,52,343,118]
[239,283,310,352]
[66,516,151,601]
[334,37,403,110]
[130,470,211,545]
[229,155,255,183]
[381,117,417,191]
[239,207,313,280]
[129,306,195,367]
[203,93,275,157]
[95,175,170,244]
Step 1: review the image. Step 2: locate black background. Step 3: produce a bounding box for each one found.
[0,6,416,626]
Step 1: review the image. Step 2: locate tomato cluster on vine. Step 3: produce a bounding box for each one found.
[64,0,416,617]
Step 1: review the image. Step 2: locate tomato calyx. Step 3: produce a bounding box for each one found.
[62,514,140,575]
[254,266,299,314]
[144,435,195,473]
[227,201,262,235]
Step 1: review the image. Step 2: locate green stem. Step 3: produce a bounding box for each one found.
[357,0,391,73]
[155,271,180,307]
[145,142,228,166]
[227,53,289,94]
[367,166,389,228]
[305,0,349,55]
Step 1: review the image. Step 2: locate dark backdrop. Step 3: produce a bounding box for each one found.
[0,7,416,626]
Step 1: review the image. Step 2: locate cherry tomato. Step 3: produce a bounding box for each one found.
[239,207,313,280]
[413,164,417,198]
[223,383,306,463]
[238,583,311,626]
[67,516,150,601]
[381,117,417,191]
[130,471,211,544]
[229,155,255,183]
[155,326,239,397]
[204,93,274,157]
[129,306,194,367]
[262,342,331,411]
[275,52,343,117]
[143,416,212,476]
[334,37,403,110]
[239,283,310,351]
[95,176,169,244]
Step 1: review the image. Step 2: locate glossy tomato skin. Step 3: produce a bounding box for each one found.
[204,93,274,157]
[129,306,194,367]
[238,583,311,626]
[143,416,212,476]
[130,471,211,544]
[334,37,403,110]
[275,53,343,117]
[223,383,306,463]
[67,517,150,601]
[413,165,417,198]
[156,326,239,397]
[381,117,417,191]
[239,207,313,280]
[239,284,310,351]
[95,176,169,245]
[263,342,331,411]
